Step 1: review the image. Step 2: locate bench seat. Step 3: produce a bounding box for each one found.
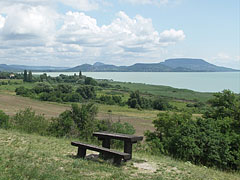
[71,141,131,165]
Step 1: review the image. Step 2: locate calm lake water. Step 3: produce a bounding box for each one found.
[33,72,240,93]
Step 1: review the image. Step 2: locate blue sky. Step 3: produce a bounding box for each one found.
[0,0,239,68]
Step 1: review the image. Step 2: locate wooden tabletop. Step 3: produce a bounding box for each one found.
[93,131,143,142]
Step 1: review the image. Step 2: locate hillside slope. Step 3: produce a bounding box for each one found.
[0,129,239,180]
[67,58,239,72]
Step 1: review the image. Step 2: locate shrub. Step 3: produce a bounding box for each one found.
[84,77,97,86]
[95,119,135,148]
[76,85,96,99]
[145,90,240,170]
[48,103,98,140]
[12,108,49,135]
[48,111,78,137]
[153,98,171,110]
[33,82,53,94]
[127,90,152,109]
[0,110,9,129]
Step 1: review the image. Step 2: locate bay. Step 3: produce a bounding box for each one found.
[33,72,240,93]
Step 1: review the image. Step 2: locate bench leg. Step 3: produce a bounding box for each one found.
[77,147,86,158]
[113,156,122,165]
[100,139,111,159]
[124,142,132,160]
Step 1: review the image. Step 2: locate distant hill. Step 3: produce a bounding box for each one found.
[0,64,68,72]
[161,58,237,72]
[1,58,239,72]
[67,59,239,72]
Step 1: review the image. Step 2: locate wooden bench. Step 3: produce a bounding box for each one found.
[71,141,131,165]
[93,132,143,159]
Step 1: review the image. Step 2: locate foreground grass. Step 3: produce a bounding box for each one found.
[0,129,239,180]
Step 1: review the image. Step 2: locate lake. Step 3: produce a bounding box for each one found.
[33,72,240,93]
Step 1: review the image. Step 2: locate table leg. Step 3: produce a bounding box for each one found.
[102,138,110,149]
[124,142,132,159]
[77,147,86,158]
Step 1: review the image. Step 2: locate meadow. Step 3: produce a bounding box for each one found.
[1,129,239,180]
[0,74,239,179]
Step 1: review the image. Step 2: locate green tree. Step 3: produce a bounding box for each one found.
[79,71,82,78]
[27,70,33,82]
[84,77,97,86]
[23,70,28,82]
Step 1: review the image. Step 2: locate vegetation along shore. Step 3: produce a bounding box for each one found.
[0,71,239,179]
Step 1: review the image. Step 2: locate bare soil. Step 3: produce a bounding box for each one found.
[0,94,154,136]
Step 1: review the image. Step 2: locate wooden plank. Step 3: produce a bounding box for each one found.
[93,132,143,142]
[71,141,131,160]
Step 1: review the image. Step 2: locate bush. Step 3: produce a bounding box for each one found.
[145,90,240,170]
[12,108,49,135]
[84,77,97,86]
[0,110,9,129]
[48,111,78,137]
[127,90,152,109]
[153,98,171,110]
[76,85,96,99]
[48,103,98,140]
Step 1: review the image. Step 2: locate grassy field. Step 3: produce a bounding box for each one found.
[0,93,156,135]
[1,129,239,180]
[109,81,214,102]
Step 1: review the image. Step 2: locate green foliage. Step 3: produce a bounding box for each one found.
[84,77,97,86]
[23,70,28,82]
[145,90,240,170]
[15,86,34,97]
[48,103,98,139]
[33,82,53,94]
[95,119,135,148]
[28,70,33,82]
[127,90,152,110]
[153,98,172,110]
[12,108,49,135]
[76,85,96,99]
[48,111,77,137]
[99,95,123,105]
[0,110,9,129]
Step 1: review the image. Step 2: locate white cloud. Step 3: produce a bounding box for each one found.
[0,15,5,29]
[58,11,185,58]
[0,0,100,11]
[1,5,56,41]
[159,29,185,45]
[120,0,169,5]
[60,0,98,11]
[209,52,240,69]
[0,0,186,66]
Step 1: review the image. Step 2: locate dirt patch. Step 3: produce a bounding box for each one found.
[0,94,69,118]
[133,161,158,173]
[0,94,155,136]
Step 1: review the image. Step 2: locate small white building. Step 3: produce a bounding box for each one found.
[9,74,15,79]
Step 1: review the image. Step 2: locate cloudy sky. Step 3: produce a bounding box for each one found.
[0,0,239,68]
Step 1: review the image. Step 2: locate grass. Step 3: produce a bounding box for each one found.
[0,129,239,180]
[109,81,214,102]
[0,80,34,94]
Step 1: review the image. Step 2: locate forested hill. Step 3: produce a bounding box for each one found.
[1,58,239,72]
[67,58,239,72]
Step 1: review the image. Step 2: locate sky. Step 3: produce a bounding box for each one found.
[0,0,239,68]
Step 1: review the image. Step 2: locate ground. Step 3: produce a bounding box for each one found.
[0,93,155,135]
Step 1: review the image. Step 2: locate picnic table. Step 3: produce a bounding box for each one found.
[93,131,143,159]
